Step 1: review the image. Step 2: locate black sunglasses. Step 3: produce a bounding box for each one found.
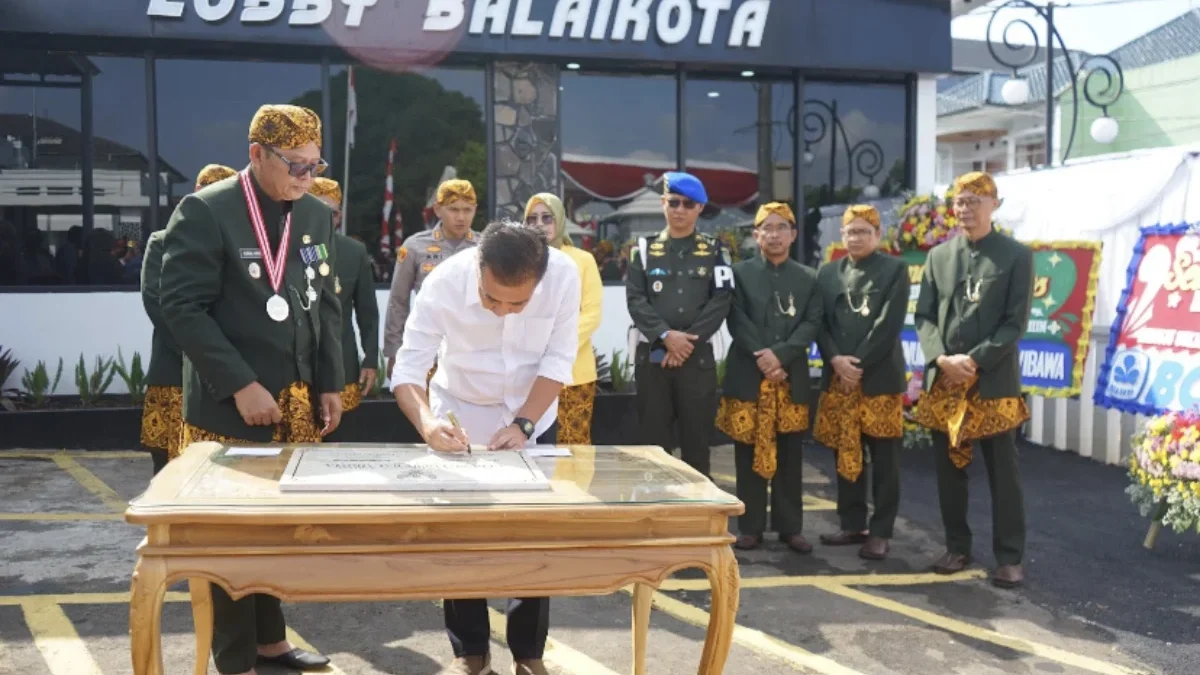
[265,145,328,178]
[526,213,555,225]
[666,197,697,210]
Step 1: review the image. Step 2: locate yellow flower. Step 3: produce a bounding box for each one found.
[1190,448,1200,462]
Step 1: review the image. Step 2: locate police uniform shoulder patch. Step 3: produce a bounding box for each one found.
[398,247,408,263]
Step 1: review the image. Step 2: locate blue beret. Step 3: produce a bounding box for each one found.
[662,171,708,205]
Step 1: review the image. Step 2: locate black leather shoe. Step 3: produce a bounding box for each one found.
[257,648,331,670]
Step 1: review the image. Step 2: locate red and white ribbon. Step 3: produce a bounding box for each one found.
[239,168,292,293]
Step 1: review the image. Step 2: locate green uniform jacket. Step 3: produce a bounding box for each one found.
[723,256,821,404]
[625,229,734,367]
[160,172,345,441]
[914,229,1033,399]
[816,252,908,396]
[140,230,182,387]
[333,233,380,385]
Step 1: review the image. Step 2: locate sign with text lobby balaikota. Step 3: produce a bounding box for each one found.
[810,240,1103,399]
[1096,224,1200,415]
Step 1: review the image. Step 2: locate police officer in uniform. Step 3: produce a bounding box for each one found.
[382,179,477,375]
[160,104,342,675]
[309,177,379,417]
[625,172,733,478]
[140,164,236,475]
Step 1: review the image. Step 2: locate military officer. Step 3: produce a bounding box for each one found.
[625,171,733,478]
[813,205,908,561]
[716,202,821,552]
[310,177,380,416]
[383,178,478,376]
[140,164,237,475]
[913,171,1033,589]
[160,104,343,674]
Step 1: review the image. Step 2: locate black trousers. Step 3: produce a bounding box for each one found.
[933,429,1026,566]
[443,423,556,660]
[210,587,287,674]
[634,343,717,477]
[733,434,805,536]
[835,436,901,538]
[149,448,169,476]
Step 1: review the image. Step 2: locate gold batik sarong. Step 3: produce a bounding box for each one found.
[140,385,184,459]
[557,382,596,444]
[179,382,321,448]
[340,382,362,412]
[715,379,809,479]
[913,375,1029,468]
[812,376,903,482]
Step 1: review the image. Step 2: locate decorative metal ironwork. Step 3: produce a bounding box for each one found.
[786,99,885,193]
[985,0,1126,164]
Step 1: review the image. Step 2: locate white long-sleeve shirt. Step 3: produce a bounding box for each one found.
[391,246,581,443]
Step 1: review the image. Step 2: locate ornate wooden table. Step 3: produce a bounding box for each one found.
[125,442,744,675]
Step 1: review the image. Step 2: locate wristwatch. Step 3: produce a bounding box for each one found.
[512,417,535,439]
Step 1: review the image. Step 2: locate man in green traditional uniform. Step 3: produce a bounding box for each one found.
[626,171,733,478]
[715,202,821,552]
[914,171,1033,589]
[383,179,477,376]
[160,104,343,674]
[310,177,379,416]
[813,205,908,561]
[140,163,236,475]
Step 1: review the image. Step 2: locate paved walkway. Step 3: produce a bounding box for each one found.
[0,442,1194,674]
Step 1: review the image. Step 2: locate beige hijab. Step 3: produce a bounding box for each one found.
[525,192,571,248]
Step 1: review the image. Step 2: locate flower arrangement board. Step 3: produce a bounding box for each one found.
[279,447,551,492]
[1096,224,1200,415]
[818,239,1102,398]
[1127,411,1200,536]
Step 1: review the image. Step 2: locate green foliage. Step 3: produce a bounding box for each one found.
[715,357,727,389]
[114,348,147,405]
[593,347,611,384]
[21,358,63,408]
[75,354,116,407]
[0,346,19,411]
[608,349,634,393]
[372,350,387,398]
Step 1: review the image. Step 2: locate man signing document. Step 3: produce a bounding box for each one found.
[390,220,581,675]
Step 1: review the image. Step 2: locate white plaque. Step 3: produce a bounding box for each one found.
[278,447,551,492]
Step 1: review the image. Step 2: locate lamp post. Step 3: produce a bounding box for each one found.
[786,99,886,200]
[987,0,1125,166]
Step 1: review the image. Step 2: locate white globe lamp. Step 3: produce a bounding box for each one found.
[862,184,881,199]
[1001,78,1030,106]
[803,150,815,166]
[1090,115,1119,144]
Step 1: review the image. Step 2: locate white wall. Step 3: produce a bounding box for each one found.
[0,286,731,395]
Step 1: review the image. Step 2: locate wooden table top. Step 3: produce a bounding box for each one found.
[126,443,743,525]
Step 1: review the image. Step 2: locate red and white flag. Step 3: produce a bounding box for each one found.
[338,66,357,233]
[380,138,396,253]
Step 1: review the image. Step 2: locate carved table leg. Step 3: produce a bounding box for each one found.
[129,556,168,675]
[697,547,739,675]
[189,579,214,675]
[632,582,653,675]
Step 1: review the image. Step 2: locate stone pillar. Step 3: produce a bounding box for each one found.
[493,62,561,221]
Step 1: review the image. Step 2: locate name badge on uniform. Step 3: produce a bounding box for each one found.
[240,248,263,260]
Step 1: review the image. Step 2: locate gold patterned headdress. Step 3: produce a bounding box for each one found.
[195,164,236,189]
[755,202,795,227]
[436,179,477,206]
[309,177,342,205]
[950,171,998,199]
[248,104,322,149]
[842,204,881,230]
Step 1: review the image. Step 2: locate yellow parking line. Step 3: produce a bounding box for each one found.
[0,513,126,522]
[21,599,105,675]
[813,582,1154,675]
[630,589,864,675]
[50,455,128,513]
[0,451,146,460]
[286,626,349,675]
[660,569,987,591]
[0,592,191,607]
[710,472,837,511]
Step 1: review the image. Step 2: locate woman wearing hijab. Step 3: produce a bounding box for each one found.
[524,193,603,444]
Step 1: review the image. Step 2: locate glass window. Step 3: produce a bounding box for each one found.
[1,53,150,287]
[685,77,795,264]
[559,71,677,283]
[326,64,486,284]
